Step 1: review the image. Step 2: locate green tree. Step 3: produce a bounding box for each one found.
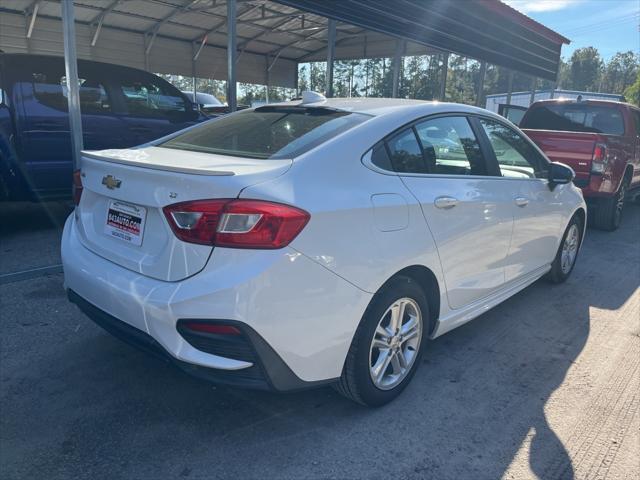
[309,62,326,93]
[297,64,309,93]
[601,51,639,95]
[567,47,603,91]
[623,72,640,106]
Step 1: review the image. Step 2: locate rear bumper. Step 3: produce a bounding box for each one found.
[575,173,621,199]
[61,213,371,388]
[67,289,331,391]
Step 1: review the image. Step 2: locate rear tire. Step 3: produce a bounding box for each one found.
[593,177,628,231]
[546,214,583,284]
[334,276,429,407]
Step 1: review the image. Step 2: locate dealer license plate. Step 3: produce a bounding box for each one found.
[104,200,147,246]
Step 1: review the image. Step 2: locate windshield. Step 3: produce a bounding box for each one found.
[521,103,624,135]
[160,106,371,159]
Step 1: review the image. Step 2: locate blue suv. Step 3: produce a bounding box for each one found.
[0,54,207,201]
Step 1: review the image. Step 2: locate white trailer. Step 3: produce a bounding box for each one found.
[486,89,624,112]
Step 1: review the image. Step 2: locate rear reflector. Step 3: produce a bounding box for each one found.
[181,322,242,335]
[163,199,309,249]
[73,169,83,206]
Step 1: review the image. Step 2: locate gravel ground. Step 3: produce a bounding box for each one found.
[0,202,638,480]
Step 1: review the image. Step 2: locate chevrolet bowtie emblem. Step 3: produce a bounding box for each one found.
[102,175,122,190]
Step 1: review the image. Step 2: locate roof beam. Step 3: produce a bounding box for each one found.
[146,0,203,54]
[193,34,208,61]
[297,31,370,62]
[25,0,40,39]
[263,24,328,57]
[90,0,121,46]
[236,14,300,51]
[192,3,263,42]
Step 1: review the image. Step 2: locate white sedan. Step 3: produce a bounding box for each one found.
[62,93,585,406]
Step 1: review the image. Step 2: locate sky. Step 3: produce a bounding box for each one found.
[503,0,639,60]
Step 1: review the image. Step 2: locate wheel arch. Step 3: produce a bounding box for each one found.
[379,265,441,336]
[572,206,587,246]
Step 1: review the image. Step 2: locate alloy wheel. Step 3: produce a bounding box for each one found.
[369,297,423,390]
[561,224,580,274]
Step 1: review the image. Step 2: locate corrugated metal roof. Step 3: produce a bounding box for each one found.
[0,0,568,86]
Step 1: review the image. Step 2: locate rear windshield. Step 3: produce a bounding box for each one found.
[160,106,370,159]
[521,103,625,135]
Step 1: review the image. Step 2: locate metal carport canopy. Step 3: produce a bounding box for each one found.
[276,0,569,81]
[1,0,568,85]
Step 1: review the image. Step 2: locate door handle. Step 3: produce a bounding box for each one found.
[434,196,459,209]
[515,197,529,207]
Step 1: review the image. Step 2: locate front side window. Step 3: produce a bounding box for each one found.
[521,103,625,135]
[119,77,186,117]
[161,106,370,159]
[414,116,486,176]
[479,118,547,179]
[32,71,111,113]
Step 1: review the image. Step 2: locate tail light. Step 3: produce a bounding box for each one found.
[163,199,310,249]
[591,143,607,174]
[72,169,83,205]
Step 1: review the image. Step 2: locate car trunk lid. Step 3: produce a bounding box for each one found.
[75,146,292,282]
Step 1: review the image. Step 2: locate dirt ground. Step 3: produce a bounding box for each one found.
[1,202,639,480]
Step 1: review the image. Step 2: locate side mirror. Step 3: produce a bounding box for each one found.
[548,162,575,190]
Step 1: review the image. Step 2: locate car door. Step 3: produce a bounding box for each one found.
[476,117,565,282]
[114,71,197,145]
[17,58,128,195]
[387,115,514,310]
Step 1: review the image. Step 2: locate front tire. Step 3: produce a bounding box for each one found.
[546,214,583,284]
[335,276,429,407]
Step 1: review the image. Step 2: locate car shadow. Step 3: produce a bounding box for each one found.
[2,206,638,479]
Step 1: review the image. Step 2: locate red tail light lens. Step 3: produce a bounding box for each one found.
[163,199,310,249]
[593,144,606,161]
[591,143,607,174]
[72,169,83,206]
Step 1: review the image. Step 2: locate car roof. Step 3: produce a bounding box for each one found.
[282,97,492,117]
[1,52,146,75]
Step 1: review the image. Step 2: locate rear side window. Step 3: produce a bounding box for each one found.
[160,106,370,159]
[32,71,112,113]
[386,128,427,173]
[118,76,187,117]
[521,103,625,135]
[370,142,393,171]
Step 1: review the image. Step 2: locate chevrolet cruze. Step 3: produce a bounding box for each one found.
[62,94,586,406]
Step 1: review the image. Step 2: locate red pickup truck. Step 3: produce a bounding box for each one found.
[520,100,640,230]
